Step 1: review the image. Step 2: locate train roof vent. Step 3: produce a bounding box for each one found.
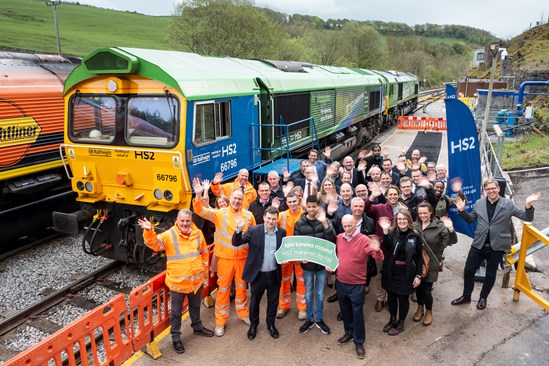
[83,48,140,74]
[259,60,306,73]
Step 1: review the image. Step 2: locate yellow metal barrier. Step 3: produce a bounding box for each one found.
[508,223,549,310]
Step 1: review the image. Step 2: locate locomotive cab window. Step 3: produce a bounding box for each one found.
[193,100,231,145]
[70,96,116,143]
[126,96,178,147]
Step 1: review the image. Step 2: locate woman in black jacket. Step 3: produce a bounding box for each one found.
[379,209,422,336]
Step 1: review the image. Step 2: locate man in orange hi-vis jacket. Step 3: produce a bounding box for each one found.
[210,169,257,209]
[193,178,256,337]
[138,209,213,354]
[276,193,307,321]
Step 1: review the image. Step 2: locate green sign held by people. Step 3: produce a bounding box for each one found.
[275,236,339,270]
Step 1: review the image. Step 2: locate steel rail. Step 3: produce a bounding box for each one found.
[0,260,124,336]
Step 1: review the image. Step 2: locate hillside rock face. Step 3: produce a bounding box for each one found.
[514,70,549,87]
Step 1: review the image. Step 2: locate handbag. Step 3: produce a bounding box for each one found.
[367,255,378,278]
[421,249,430,278]
[421,236,443,273]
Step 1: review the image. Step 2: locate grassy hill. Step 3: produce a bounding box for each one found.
[2,0,485,59]
[0,0,172,56]
[506,22,549,71]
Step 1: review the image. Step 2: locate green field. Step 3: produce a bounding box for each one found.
[502,134,549,170]
[0,0,172,56]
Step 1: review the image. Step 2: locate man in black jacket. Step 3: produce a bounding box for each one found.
[364,144,383,172]
[233,206,286,340]
[249,182,279,224]
[294,195,336,335]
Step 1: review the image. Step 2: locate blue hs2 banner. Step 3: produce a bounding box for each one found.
[445,83,457,99]
[444,98,481,238]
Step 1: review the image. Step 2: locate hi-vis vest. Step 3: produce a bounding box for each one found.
[194,199,256,259]
[143,223,208,294]
[211,178,257,209]
[278,207,304,236]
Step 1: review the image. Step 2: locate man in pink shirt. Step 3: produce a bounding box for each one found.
[333,214,383,359]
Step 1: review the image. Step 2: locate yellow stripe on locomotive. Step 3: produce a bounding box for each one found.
[62,75,192,212]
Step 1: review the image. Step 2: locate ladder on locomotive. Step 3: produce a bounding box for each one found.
[250,116,320,183]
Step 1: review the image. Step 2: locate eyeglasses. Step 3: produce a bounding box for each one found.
[485,187,498,191]
[356,190,367,193]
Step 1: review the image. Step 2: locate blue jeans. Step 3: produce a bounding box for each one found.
[303,269,327,322]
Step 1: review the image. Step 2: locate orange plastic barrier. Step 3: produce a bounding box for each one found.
[4,294,132,366]
[6,266,219,364]
[397,116,447,131]
[129,271,171,356]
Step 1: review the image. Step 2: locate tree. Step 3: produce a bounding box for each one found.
[304,29,350,65]
[167,0,285,59]
[340,22,386,69]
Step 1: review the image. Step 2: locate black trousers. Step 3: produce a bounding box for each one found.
[170,287,203,342]
[336,280,366,345]
[463,245,504,300]
[416,281,434,310]
[249,271,280,327]
[387,292,410,321]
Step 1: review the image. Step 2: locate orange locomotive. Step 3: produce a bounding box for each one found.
[0,52,79,248]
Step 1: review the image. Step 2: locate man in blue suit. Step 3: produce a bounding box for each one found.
[451,178,541,310]
[308,147,332,182]
[233,206,286,340]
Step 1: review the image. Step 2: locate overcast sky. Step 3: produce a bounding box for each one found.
[66,0,548,39]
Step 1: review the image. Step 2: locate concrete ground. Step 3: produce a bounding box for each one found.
[128,101,549,365]
[127,226,548,366]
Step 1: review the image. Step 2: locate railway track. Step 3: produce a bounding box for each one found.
[0,232,158,362]
[414,87,445,114]
[0,261,124,337]
[0,228,61,262]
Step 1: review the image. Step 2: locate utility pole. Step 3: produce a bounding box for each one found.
[45,1,62,55]
[479,44,508,160]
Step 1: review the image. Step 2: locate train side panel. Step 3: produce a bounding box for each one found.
[54,47,419,264]
[0,56,76,187]
[185,95,259,182]
[0,53,80,248]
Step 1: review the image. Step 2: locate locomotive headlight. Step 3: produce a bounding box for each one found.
[153,189,163,200]
[164,190,173,201]
[76,181,85,191]
[107,79,118,92]
[85,182,94,192]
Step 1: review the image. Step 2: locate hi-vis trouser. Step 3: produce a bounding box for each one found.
[279,262,306,311]
[215,257,248,325]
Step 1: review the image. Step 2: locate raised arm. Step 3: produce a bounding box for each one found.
[209,172,224,197]
[232,217,253,247]
[455,196,477,223]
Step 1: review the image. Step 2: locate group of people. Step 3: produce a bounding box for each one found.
[136,145,540,359]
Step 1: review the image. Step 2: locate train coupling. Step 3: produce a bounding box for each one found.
[52,208,94,235]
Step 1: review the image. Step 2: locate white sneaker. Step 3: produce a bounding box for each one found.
[297,310,307,320]
[240,317,251,326]
[214,325,225,337]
